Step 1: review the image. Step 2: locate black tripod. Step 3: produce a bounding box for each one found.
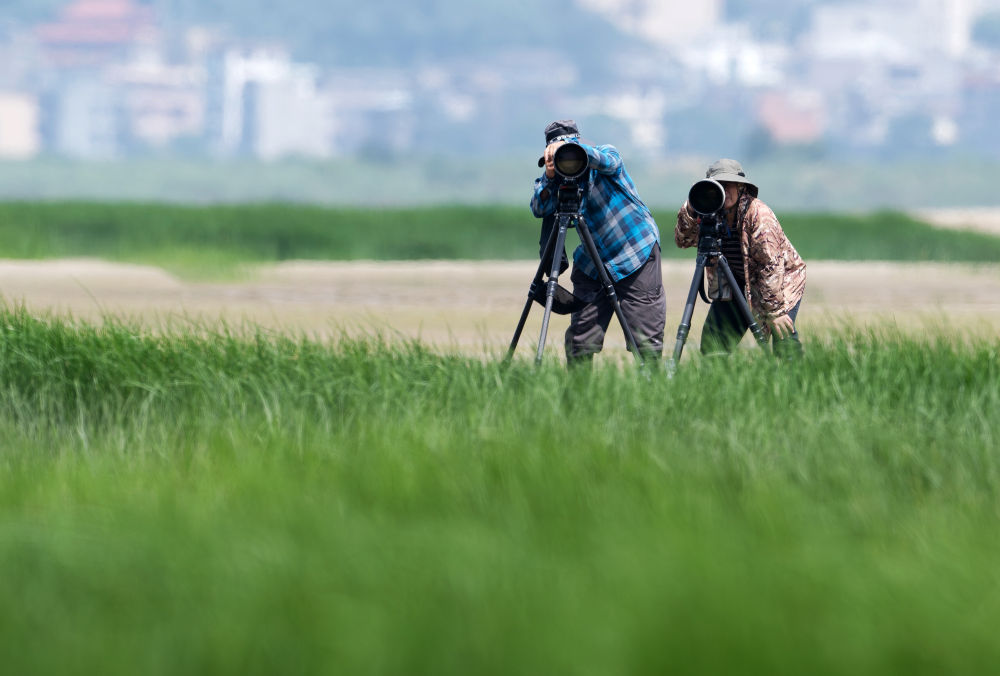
[506,182,645,367]
[666,212,768,375]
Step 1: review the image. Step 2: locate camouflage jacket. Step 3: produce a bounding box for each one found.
[675,195,806,332]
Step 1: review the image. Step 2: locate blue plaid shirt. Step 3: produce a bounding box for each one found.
[530,142,659,282]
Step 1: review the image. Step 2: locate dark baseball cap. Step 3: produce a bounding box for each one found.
[544,119,580,144]
[538,119,581,167]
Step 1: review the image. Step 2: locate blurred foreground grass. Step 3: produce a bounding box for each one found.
[0,202,998,279]
[1,306,999,674]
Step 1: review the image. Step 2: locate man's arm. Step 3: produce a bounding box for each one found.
[674,203,699,249]
[581,143,623,176]
[746,201,790,323]
[530,174,558,218]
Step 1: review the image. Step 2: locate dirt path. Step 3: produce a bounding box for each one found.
[913,208,1000,236]
[1,259,998,356]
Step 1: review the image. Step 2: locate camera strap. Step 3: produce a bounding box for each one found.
[529,280,588,315]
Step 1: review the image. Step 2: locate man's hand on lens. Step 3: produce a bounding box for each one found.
[768,314,795,339]
[544,141,566,179]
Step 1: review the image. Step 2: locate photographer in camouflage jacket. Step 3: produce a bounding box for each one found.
[675,159,806,357]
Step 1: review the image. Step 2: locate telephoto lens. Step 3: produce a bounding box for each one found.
[553,143,589,180]
[688,179,726,216]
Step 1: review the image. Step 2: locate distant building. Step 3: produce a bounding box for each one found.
[674,25,789,88]
[35,0,158,68]
[755,90,826,144]
[797,2,970,153]
[807,0,974,61]
[47,78,121,158]
[216,49,334,159]
[251,77,334,160]
[31,0,166,158]
[581,88,668,154]
[3,0,997,163]
[0,92,41,159]
[324,68,413,156]
[575,0,722,47]
[108,55,205,150]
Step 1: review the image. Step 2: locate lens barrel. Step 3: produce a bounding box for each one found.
[688,179,726,216]
[553,143,589,180]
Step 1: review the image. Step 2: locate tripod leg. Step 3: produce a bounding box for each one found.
[575,217,645,367]
[506,222,559,361]
[535,215,571,365]
[716,256,768,350]
[666,254,708,375]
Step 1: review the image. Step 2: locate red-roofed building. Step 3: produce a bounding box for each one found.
[35,0,158,68]
[755,90,827,145]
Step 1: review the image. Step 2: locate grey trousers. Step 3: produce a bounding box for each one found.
[565,244,666,362]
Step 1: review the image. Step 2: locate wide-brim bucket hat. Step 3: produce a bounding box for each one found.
[706,158,758,198]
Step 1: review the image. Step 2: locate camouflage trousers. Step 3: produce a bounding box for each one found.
[565,244,666,363]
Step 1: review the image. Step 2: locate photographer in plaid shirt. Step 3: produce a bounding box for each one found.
[530,120,666,365]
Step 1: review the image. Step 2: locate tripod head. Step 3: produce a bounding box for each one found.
[556,182,585,215]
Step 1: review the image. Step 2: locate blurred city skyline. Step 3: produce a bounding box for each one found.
[2,0,1000,206]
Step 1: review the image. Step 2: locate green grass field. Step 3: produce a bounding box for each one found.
[1,203,998,277]
[1,306,999,674]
